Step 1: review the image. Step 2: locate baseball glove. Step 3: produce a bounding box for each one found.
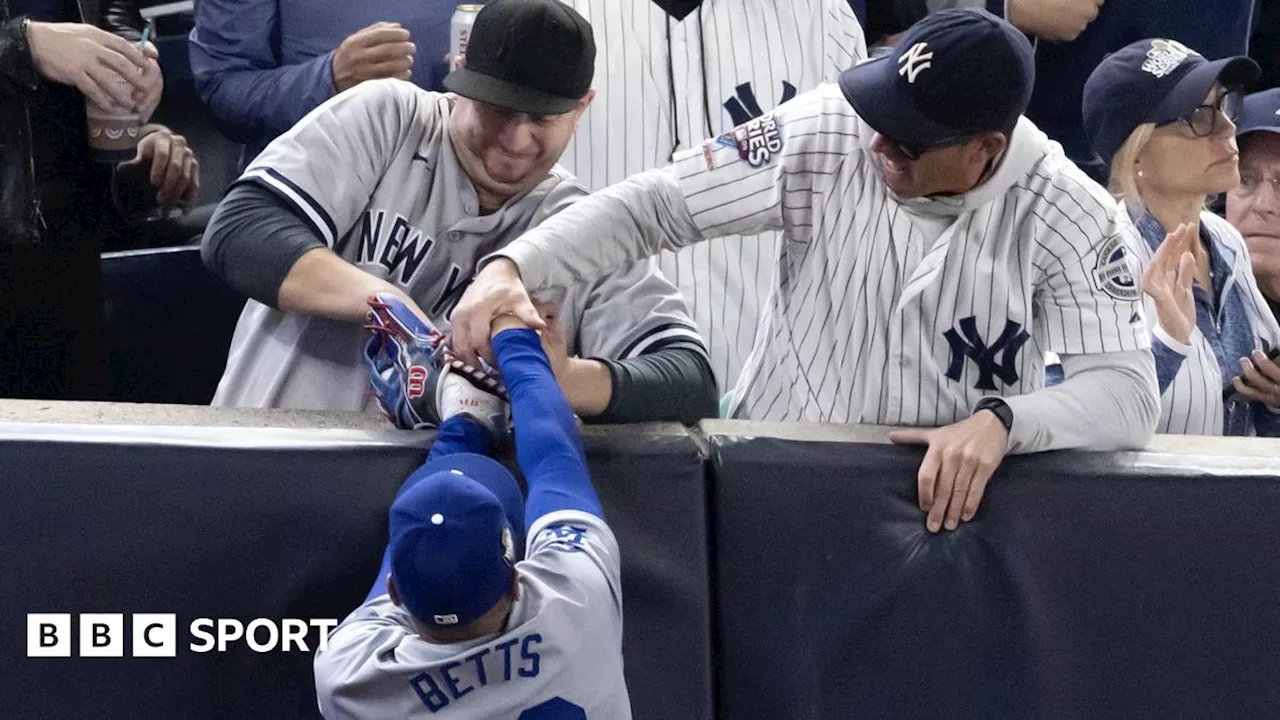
[364,293,508,430]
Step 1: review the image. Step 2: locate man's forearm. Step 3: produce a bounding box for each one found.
[493,168,703,293]
[1002,349,1160,454]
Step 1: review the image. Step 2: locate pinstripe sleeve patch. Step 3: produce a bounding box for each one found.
[1091,235,1142,301]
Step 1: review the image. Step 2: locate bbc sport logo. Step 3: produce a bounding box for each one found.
[27,614,338,658]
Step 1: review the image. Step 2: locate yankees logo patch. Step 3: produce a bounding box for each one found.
[898,42,933,83]
[716,114,783,167]
[1092,236,1141,301]
[944,317,1031,391]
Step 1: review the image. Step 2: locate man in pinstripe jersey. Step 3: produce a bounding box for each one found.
[452,10,1161,534]
[553,0,867,395]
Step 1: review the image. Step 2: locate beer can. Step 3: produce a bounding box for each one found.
[450,5,483,72]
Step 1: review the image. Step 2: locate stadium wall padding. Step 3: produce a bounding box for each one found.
[3,419,1279,719]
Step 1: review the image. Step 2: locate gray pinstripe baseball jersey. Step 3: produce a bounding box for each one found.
[212,79,704,411]
[555,0,866,392]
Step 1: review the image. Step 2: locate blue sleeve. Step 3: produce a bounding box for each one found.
[188,0,339,147]
[363,415,495,602]
[492,328,604,527]
[1150,333,1188,394]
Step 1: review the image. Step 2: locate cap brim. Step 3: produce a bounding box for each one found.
[837,57,963,147]
[1151,56,1260,125]
[409,452,526,557]
[444,67,580,115]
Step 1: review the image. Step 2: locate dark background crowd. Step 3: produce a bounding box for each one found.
[1,0,1277,407]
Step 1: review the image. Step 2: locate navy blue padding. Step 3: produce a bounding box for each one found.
[100,246,245,404]
[0,424,712,720]
[709,436,1280,719]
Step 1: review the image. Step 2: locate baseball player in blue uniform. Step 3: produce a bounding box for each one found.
[315,296,629,718]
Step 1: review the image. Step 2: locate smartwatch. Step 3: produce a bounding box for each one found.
[974,396,1013,433]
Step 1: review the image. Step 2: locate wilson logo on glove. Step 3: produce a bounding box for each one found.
[407,366,428,399]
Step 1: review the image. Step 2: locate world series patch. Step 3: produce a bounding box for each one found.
[715,114,783,167]
[1092,236,1141,301]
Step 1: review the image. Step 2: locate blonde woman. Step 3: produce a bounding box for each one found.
[1083,39,1280,436]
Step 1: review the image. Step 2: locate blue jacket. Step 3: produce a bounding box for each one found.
[188,0,455,161]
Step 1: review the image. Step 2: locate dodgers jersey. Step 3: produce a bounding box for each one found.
[213,79,702,411]
[556,0,867,392]
[1122,206,1280,436]
[315,510,628,719]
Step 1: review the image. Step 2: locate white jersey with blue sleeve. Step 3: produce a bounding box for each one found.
[314,510,628,719]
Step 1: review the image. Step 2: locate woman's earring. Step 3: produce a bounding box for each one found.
[1137,169,1144,178]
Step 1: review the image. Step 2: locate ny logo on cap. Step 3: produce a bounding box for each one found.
[898,43,933,84]
[1142,39,1197,78]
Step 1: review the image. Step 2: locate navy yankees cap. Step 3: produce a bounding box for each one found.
[838,9,1034,148]
[1237,88,1280,138]
[444,0,596,115]
[1083,39,1259,167]
[389,453,525,628]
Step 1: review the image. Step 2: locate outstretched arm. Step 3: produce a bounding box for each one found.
[490,318,603,528]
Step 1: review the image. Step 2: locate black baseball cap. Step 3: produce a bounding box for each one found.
[837,9,1034,148]
[1237,88,1280,138]
[1082,39,1259,167]
[444,0,595,116]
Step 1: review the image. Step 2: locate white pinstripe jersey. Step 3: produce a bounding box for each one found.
[672,84,1150,423]
[1121,206,1280,435]
[556,0,866,391]
[212,80,702,411]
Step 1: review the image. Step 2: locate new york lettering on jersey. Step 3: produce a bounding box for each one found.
[315,512,627,718]
[556,0,867,392]
[214,80,703,412]
[670,83,1147,424]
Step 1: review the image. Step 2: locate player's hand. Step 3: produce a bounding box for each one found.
[532,301,571,378]
[1141,222,1198,346]
[1007,0,1103,42]
[332,22,415,93]
[133,41,163,124]
[451,258,546,367]
[889,411,1010,533]
[1230,349,1280,409]
[124,128,199,215]
[26,21,150,110]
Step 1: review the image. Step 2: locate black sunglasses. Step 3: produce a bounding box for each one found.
[1165,87,1245,137]
[887,134,973,161]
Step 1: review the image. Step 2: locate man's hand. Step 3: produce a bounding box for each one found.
[889,411,1010,533]
[26,22,150,110]
[451,258,546,366]
[1142,222,1198,345]
[1007,0,1104,42]
[331,22,415,93]
[532,301,571,378]
[122,128,199,215]
[1231,349,1280,409]
[134,41,163,124]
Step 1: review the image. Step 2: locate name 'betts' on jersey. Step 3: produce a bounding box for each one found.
[212,80,702,411]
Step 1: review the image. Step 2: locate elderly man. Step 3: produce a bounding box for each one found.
[1227,88,1280,322]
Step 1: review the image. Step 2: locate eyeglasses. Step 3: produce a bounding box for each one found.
[884,135,975,161]
[1167,88,1244,137]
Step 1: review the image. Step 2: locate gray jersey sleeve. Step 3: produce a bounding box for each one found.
[237,79,438,249]
[524,510,623,620]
